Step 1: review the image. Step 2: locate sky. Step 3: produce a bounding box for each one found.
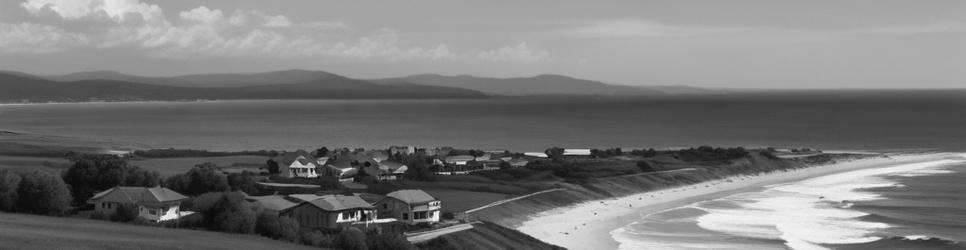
[1,0,965,88]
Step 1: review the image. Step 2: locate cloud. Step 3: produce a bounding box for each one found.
[0,22,89,53]
[563,19,753,39]
[5,0,554,64]
[476,42,553,63]
[21,0,164,23]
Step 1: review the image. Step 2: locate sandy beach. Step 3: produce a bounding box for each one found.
[516,153,950,250]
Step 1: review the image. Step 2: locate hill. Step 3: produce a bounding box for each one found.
[0,71,487,103]
[0,212,315,250]
[373,74,667,96]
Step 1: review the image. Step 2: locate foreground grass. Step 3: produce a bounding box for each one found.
[0,212,315,250]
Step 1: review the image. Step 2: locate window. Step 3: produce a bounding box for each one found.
[149,209,157,215]
[414,211,428,220]
[341,212,353,220]
[402,213,408,220]
[383,203,388,209]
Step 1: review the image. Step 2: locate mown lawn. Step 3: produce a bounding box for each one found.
[423,189,513,213]
[0,212,316,250]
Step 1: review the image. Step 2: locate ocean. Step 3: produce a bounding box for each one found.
[1,91,965,152]
[612,153,966,250]
[2,92,966,250]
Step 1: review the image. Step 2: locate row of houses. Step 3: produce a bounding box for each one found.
[87,185,442,231]
[273,150,408,181]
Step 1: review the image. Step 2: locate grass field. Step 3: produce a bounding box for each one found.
[0,212,315,250]
[423,189,513,213]
[0,155,71,174]
[130,155,270,176]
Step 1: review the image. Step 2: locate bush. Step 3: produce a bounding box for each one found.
[335,228,368,250]
[441,212,456,220]
[89,211,107,220]
[165,163,229,196]
[278,217,300,242]
[227,171,261,194]
[255,211,282,239]
[110,203,139,222]
[0,169,21,212]
[367,233,415,250]
[192,191,257,234]
[301,231,336,248]
[17,171,72,216]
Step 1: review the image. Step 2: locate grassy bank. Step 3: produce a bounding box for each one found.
[468,152,873,227]
[417,221,564,250]
[0,212,316,250]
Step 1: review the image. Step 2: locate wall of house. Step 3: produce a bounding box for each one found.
[137,203,181,222]
[289,162,318,178]
[375,198,440,224]
[94,201,120,215]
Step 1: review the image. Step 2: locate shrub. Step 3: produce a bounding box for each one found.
[637,161,657,172]
[89,211,107,220]
[0,169,21,212]
[165,163,229,196]
[301,231,336,248]
[227,171,260,194]
[17,171,72,216]
[110,203,139,222]
[441,212,456,220]
[192,191,257,234]
[278,217,300,242]
[335,228,368,250]
[255,211,281,239]
[367,233,415,250]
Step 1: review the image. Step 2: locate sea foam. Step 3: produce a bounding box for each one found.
[690,158,964,250]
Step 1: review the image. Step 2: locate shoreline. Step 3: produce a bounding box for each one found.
[516,152,953,250]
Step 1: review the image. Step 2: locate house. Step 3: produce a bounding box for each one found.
[563,149,593,157]
[508,158,529,167]
[524,152,549,158]
[274,150,321,178]
[474,153,492,161]
[375,189,441,225]
[87,186,188,222]
[320,156,359,181]
[363,160,408,181]
[288,194,376,230]
[363,150,390,163]
[246,195,300,216]
[443,155,476,166]
[389,146,416,156]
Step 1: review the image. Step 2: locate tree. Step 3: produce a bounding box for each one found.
[316,147,330,158]
[17,171,71,216]
[545,147,565,160]
[278,217,300,242]
[63,154,160,205]
[165,163,229,196]
[266,159,280,174]
[0,169,21,212]
[192,191,257,234]
[227,171,259,195]
[335,228,368,250]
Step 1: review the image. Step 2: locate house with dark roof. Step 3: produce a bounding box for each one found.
[288,194,376,229]
[375,189,441,224]
[87,186,189,222]
[245,195,300,216]
[273,150,322,178]
[362,160,408,181]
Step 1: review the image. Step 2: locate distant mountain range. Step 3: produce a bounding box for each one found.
[0,69,716,103]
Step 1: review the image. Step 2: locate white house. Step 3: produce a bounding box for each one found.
[443,155,476,166]
[563,149,593,156]
[274,150,320,178]
[87,186,189,222]
[375,189,441,225]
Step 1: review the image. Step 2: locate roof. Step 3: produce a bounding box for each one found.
[304,195,373,211]
[444,155,476,162]
[385,189,438,204]
[357,193,385,204]
[324,157,355,170]
[563,149,592,156]
[247,195,299,212]
[88,186,187,205]
[524,152,548,158]
[289,194,327,202]
[275,150,317,166]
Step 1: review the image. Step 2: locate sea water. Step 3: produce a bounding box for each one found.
[612,153,966,250]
